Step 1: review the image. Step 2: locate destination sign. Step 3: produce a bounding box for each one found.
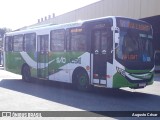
[123,54,138,60]
[118,19,151,31]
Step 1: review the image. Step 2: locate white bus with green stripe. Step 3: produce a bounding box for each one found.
[4,16,154,90]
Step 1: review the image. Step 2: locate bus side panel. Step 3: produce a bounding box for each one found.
[68,52,91,83]
[28,52,38,78]
[5,52,24,74]
[48,51,70,82]
[106,62,116,88]
[20,51,38,78]
[48,52,90,83]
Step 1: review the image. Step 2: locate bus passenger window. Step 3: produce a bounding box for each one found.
[40,35,49,51]
[66,30,71,51]
[50,29,65,51]
[13,35,23,52]
[70,28,86,51]
[24,33,36,52]
[5,36,12,51]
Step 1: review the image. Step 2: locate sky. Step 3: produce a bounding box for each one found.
[0,0,100,30]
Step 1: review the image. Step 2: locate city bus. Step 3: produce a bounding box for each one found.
[4,16,154,90]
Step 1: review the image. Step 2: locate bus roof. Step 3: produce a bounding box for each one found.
[5,16,115,36]
[5,16,151,36]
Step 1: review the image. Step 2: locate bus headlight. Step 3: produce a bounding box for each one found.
[116,67,126,77]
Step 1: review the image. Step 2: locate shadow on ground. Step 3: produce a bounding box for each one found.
[0,78,160,118]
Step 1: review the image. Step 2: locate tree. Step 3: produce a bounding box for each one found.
[0,28,12,38]
[0,28,11,52]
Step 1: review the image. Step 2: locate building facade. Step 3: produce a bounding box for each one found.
[31,0,160,50]
[33,0,160,25]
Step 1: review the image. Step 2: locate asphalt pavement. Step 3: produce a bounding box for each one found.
[0,68,160,120]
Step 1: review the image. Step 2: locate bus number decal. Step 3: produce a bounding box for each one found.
[70,58,81,64]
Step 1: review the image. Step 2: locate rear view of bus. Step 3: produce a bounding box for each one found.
[114,17,154,89]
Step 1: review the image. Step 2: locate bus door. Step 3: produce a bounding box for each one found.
[37,35,49,79]
[92,28,112,85]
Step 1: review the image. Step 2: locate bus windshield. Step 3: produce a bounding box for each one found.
[116,18,154,69]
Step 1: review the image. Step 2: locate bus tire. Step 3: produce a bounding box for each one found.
[73,68,89,91]
[22,65,31,82]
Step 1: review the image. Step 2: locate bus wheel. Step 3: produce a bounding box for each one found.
[74,69,89,91]
[22,65,31,82]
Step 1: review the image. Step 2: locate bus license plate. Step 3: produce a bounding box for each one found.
[139,83,146,87]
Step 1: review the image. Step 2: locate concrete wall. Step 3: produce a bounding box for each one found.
[32,0,160,26]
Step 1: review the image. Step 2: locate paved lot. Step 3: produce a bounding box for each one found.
[0,68,160,120]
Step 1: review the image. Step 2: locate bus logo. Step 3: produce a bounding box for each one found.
[56,57,66,64]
